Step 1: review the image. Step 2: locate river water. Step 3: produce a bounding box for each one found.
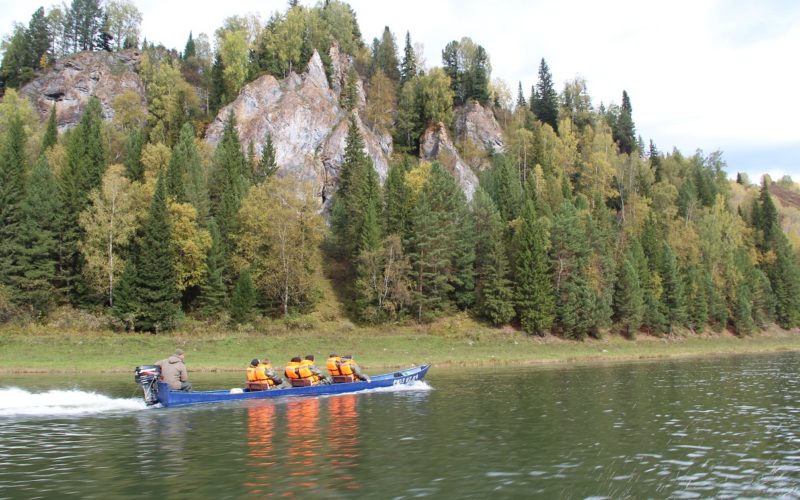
[1,353,799,498]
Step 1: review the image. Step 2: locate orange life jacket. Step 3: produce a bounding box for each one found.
[327,356,342,376]
[339,359,355,376]
[246,365,268,382]
[285,360,302,379]
[299,359,320,383]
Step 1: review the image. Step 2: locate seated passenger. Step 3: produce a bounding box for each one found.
[341,354,371,383]
[326,353,342,377]
[246,358,272,391]
[259,358,287,388]
[302,354,331,385]
[285,356,303,385]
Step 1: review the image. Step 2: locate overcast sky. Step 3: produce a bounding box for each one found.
[2,0,799,181]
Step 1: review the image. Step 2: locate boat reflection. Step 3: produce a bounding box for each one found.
[244,403,275,495]
[325,394,360,491]
[244,394,362,494]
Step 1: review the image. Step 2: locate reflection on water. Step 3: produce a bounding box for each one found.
[326,395,360,491]
[285,398,321,489]
[245,403,275,495]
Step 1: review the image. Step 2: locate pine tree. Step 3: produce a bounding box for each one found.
[59,96,106,302]
[176,123,209,224]
[733,284,754,336]
[16,156,61,315]
[230,268,255,324]
[0,108,28,291]
[613,253,644,338]
[551,200,594,339]
[512,82,524,110]
[254,132,278,183]
[383,159,412,238]
[123,129,144,182]
[114,172,180,331]
[399,31,417,85]
[511,199,555,333]
[199,219,226,317]
[660,242,687,333]
[684,265,709,332]
[166,125,190,203]
[649,140,662,182]
[41,104,58,153]
[473,190,514,325]
[613,90,636,154]
[531,58,558,132]
[469,46,490,105]
[767,228,800,328]
[342,68,359,112]
[209,52,226,115]
[183,31,196,60]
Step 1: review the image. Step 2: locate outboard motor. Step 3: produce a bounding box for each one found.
[134,365,161,406]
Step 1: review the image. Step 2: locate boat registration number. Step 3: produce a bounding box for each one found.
[393,374,419,385]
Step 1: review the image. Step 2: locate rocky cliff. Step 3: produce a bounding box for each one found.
[454,101,505,155]
[420,123,479,200]
[20,49,144,131]
[205,48,389,207]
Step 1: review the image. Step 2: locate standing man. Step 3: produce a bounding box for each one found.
[156,349,192,392]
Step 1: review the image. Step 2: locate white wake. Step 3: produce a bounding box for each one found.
[0,387,147,417]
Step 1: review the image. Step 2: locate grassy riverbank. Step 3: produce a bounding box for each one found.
[1,314,799,373]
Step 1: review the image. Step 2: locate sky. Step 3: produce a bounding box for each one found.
[2,0,799,181]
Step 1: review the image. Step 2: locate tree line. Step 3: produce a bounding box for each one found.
[1,1,799,336]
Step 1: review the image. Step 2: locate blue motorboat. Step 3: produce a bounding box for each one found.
[134,364,430,407]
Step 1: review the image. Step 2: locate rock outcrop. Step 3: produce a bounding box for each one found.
[420,123,479,200]
[205,49,389,207]
[454,101,505,155]
[20,49,144,131]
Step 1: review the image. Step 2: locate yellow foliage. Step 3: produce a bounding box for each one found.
[169,202,212,291]
[404,161,432,201]
[140,142,171,186]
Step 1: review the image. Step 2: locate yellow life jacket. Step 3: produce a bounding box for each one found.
[246,365,267,382]
[327,356,342,376]
[257,362,275,386]
[285,360,301,379]
[339,359,355,376]
[299,359,320,383]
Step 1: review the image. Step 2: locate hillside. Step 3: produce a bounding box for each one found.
[0,1,799,341]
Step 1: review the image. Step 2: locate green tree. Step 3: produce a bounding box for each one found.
[512,199,555,334]
[41,104,58,154]
[113,172,180,331]
[105,0,142,51]
[660,242,687,333]
[399,31,417,85]
[371,26,400,83]
[70,0,104,52]
[384,159,413,239]
[198,218,226,317]
[613,90,636,155]
[183,31,196,59]
[531,58,559,132]
[123,129,144,181]
[230,268,255,324]
[16,156,61,315]
[253,132,278,183]
[472,189,514,325]
[0,106,28,291]
[613,252,644,338]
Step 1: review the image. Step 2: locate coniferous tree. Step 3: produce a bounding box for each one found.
[613,253,644,338]
[41,104,58,153]
[209,111,249,275]
[516,81,527,109]
[649,140,662,182]
[123,129,144,182]
[473,189,514,325]
[531,58,559,132]
[342,68,359,112]
[399,31,417,86]
[59,97,106,302]
[613,90,636,154]
[198,218,226,317]
[183,31,196,60]
[684,265,709,333]
[230,268,255,324]
[512,199,555,334]
[767,228,800,328]
[733,283,754,336]
[209,52,226,115]
[660,242,687,333]
[0,108,28,291]
[16,156,61,315]
[254,132,278,184]
[372,26,400,83]
[114,172,179,331]
[551,200,594,339]
[383,159,412,238]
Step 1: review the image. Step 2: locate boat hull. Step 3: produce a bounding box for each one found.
[155,364,430,407]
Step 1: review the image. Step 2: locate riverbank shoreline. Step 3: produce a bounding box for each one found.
[1,321,798,374]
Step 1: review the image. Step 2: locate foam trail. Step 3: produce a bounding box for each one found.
[368,380,433,393]
[0,387,147,417]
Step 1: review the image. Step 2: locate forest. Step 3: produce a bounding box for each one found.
[1,0,799,338]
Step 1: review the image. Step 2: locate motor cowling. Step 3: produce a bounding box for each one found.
[135,365,161,406]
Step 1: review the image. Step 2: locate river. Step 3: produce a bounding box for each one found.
[1,353,799,498]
